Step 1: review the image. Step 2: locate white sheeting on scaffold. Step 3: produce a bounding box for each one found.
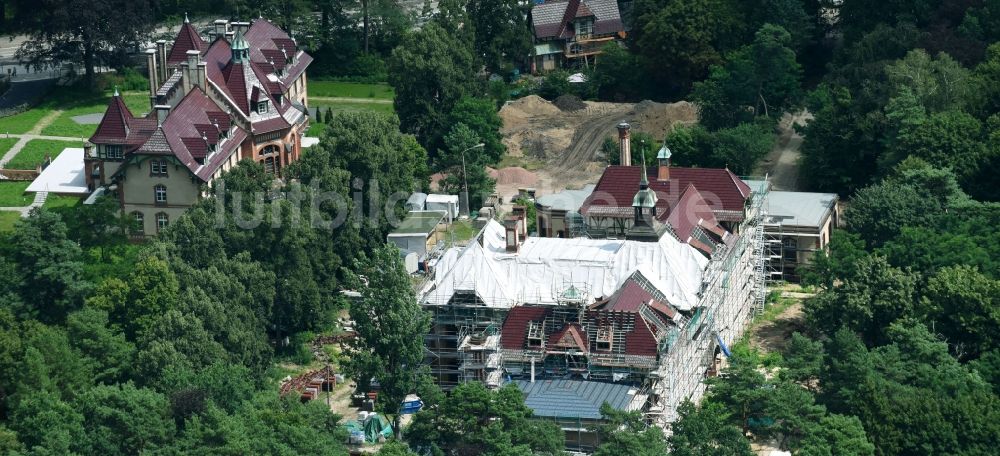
[421,220,709,311]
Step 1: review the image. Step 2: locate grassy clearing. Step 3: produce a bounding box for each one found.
[41,104,105,138]
[0,181,31,206]
[498,154,545,171]
[5,139,79,170]
[309,81,394,99]
[0,109,53,135]
[0,211,20,231]
[313,101,396,117]
[38,86,148,138]
[43,194,82,209]
[447,219,477,242]
[0,137,19,157]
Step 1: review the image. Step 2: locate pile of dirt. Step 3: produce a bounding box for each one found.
[488,166,540,186]
[499,95,561,131]
[497,95,700,186]
[632,100,699,136]
[553,94,586,112]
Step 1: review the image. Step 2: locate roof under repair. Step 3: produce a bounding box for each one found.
[420,219,709,311]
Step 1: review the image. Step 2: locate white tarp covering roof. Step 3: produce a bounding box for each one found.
[421,220,708,311]
[27,148,88,194]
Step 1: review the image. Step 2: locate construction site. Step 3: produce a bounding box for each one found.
[418,123,774,451]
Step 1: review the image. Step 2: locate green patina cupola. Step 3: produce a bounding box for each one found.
[231,30,250,63]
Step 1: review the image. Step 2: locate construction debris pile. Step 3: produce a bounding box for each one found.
[279,366,337,402]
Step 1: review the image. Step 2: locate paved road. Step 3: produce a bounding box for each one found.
[754,111,812,191]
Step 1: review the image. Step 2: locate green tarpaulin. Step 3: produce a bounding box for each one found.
[362,415,393,443]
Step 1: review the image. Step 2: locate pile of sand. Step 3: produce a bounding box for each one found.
[488,166,540,186]
[500,95,561,132]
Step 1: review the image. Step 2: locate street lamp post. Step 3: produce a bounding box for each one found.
[459,143,485,218]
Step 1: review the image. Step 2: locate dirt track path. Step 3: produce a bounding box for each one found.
[754,111,811,191]
[548,110,630,175]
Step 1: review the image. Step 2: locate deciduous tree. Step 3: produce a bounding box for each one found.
[343,244,432,436]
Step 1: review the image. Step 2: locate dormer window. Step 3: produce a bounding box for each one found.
[256,100,268,114]
[577,20,593,39]
[596,325,613,351]
[527,321,544,348]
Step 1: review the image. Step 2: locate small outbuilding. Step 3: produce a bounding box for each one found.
[426,194,459,221]
[406,192,428,212]
[387,210,448,260]
[765,190,840,281]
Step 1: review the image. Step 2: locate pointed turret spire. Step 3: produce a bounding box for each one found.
[626,156,662,242]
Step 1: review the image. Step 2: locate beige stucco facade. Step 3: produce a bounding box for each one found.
[120,155,202,235]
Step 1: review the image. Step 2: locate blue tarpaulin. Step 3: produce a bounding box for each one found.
[716,333,732,357]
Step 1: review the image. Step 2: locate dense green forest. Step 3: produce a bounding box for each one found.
[1,0,999,455]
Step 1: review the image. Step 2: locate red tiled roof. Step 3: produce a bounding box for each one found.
[252,115,291,134]
[580,166,751,220]
[156,87,244,177]
[624,318,658,356]
[665,184,722,240]
[602,280,654,312]
[220,61,250,114]
[89,95,133,144]
[501,306,550,350]
[548,323,588,351]
[167,22,206,66]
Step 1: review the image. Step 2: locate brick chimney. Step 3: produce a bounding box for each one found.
[213,19,229,40]
[617,121,631,166]
[145,49,158,99]
[184,50,205,90]
[154,104,170,126]
[504,215,525,253]
[657,143,672,181]
[155,40,168,82]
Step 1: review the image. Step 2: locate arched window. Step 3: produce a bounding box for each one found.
[154,184,167,204]
[156,213,169,232]
[131,211,144,233]
[261,144,280,155]
[263,156,277,174]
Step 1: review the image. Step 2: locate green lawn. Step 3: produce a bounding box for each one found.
[0,108,52,135]
[37,85,149,138]
[0,137,19,157]
[0,211,21,232]
[121,91,151,116]
[313,101,396,118]
[5,139,79,170]
[41,104,106,138]
[43,194,82,209]
[447,219,477,242]
[0,181,31,207]
[309,81,394,99]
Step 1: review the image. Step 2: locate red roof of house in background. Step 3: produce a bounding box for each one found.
[167,22,207,66]
[580,166,752,220]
